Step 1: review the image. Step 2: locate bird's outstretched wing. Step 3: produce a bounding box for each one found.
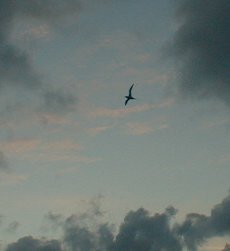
[125,98,129,106]
[129,84,134,96]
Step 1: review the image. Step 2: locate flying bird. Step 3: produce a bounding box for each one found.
[125,84,135,106]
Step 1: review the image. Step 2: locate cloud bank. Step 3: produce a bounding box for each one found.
[171,0,230,107]
[5,236,62,251]
[3,193,230,251]
[175,193,230,251]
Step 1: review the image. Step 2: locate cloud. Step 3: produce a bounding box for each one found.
[40,139,83,153]
[0,151,9,170]
[0,138,41,155]
[6,221,20,234]
[38,113,77,126]
[43,197,115,251]
[0,0,83,114]
[125,122,154,135]
[0,173,28,185]
[41,88,77,113]
[4,193,230,251]
[175,193,230,251]
[87,126,112,136]
[89,99,174,119]
[113,206,181,251]
[5,236,62,251]
[171,0,230,107]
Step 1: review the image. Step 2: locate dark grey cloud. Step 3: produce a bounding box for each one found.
[171,0,230,106]
[113,206,181,251]
[5,236,62,251]
[0,0,83,113]
[42,205,115,251]
[43,212,64,232]
[43,205,181,251]
[175,194,230,251]
[64,223,114,251]
[39,194,230,251]
[4,193,230,251]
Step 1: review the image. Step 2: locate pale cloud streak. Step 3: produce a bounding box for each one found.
[87,126,112,136]
[0,139,41,155]
[125,121,169,136]
[0,172,28,186]
[13,24,52,43]
[125,122,154,136]
[38,113,77,126]
[202,118,230,130]
[89,99,174,119]
[40,139,83,153]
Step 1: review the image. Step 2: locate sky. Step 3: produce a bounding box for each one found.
[0,0,230,251]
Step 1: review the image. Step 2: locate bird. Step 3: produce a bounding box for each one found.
[125,84,136,106]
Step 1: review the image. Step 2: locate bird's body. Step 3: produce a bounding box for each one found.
[125,84,135,105]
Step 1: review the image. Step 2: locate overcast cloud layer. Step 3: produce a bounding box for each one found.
[3,193,230,251]
[171,0,230,106]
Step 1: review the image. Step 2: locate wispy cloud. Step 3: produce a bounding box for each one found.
[125,122,168,136]
[87,126,112,136]
[13,24,52,43]
[0,172,28,186]
[0,0,83,114]
[125,122,154,135]
[56,167,80,177]
[38,113,77,126]
[43,155,101,164]
[202,118,230,130]
[89,99,174,119]
[40,139,83,153]
[0,139,40,155]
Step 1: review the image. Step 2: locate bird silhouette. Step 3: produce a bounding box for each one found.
[125,84,135,106]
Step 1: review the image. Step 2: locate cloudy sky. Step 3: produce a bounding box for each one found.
[0,0,230,251]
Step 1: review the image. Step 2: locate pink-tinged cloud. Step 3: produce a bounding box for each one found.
[40,139,83,152]
[34,154,101,164]
[89,99,174,119]
[16,24,51,41]
[87,126,111,135]
[56,167,80,176]
[125,122,169,136]
[0,139,41,154]
[125,122,154,135]
[38,113,77,126]
[202,118,230,129]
